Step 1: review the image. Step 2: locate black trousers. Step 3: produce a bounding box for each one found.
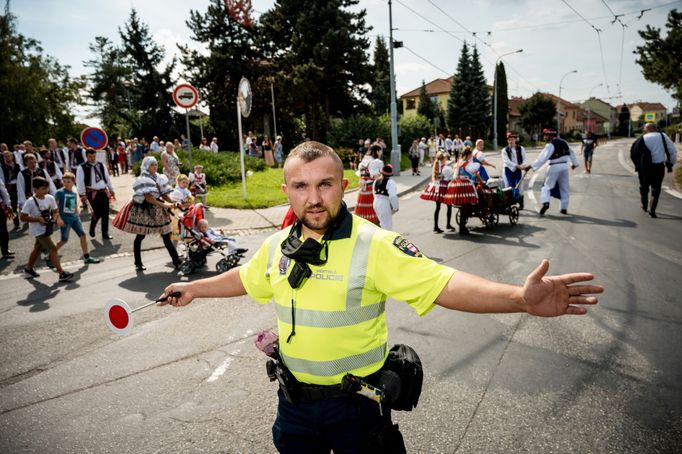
[134,233,180,266]
[88,190,110,235]
[0,207,9,254]
[638,163,665,201]
[410,155,420,173]
[272,390,405,453]
[434,202,452,227]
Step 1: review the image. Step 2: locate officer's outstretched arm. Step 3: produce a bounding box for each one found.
[434,259,603,317]
[158,267,247,307]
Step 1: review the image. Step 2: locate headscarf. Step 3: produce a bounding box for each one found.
[141,156,158,176]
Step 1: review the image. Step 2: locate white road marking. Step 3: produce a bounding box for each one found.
[206,349,241,383]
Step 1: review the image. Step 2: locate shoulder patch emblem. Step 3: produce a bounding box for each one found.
[392,236,422,257]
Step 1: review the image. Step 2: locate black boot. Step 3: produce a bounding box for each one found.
[539,203,549,216]
[649,196,658,218]
[640,194,648,212]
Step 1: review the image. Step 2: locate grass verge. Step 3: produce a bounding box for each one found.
[208,168,360,209]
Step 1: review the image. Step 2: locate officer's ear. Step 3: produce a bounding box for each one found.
[341,178,349,191]
[281,183,288,195]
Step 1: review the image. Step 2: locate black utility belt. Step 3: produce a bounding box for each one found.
[267,344,423,412]
[549,161,568,166]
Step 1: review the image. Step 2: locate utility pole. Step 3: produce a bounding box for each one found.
[388,0,401,175]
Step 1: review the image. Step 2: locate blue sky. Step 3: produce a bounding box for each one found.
[12,0,681,124]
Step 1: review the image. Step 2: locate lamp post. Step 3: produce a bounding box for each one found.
[586,82,603,133]
[388,0,401,175]
[557,70,578,138]
[493,49,523,151]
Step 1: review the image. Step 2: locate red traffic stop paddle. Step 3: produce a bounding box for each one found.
[104,292,181,335]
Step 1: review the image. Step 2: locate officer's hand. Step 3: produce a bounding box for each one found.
[571,165,578,170]
[522,260,603,317]
[158,283,195,307]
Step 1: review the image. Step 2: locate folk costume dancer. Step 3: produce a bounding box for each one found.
[529,129,578,216]
[445,147,480,235]
[355,145,383,225]
[501,132,527,209]
[372,164,399,230]
[420,152,453,233]
[76,148,115,240]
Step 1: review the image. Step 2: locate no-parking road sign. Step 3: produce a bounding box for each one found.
[173,84,199,109]
[80,127,109,150]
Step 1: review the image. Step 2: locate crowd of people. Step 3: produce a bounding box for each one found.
[0,133,236,282]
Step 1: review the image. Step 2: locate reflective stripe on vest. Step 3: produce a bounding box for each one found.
[279,222,387,378]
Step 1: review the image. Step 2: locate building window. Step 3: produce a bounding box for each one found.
[429,96,438,105]
[406,98,416,110]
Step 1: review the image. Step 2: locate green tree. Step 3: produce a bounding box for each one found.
[635,9,682,106]
[180,0,264,151]
[417,81,436,122]
[398,114,431,155]
[370,36,390,115]
[519,93,556,134]
[119,9,177,140]
[447,42,471,132]
[468,46,489,139]
[259,0,373,142]
[84,36,134,138]
[0,2,83,145]
[493,61,508,146]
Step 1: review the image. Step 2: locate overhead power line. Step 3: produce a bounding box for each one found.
[402,45,452,77]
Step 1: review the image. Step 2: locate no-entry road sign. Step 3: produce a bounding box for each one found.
[173,84,199,109]
[80,127,108,150]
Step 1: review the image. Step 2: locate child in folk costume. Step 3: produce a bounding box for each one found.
[472,139,496,183]
[420,151,454,233]
[445,147,481,235]
[501,132,528,209]
[170,174,194,209]
[189,164,208,208]
[354,145,383,225]
[372,165,399,230]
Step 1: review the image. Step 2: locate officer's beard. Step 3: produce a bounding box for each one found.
[300,202,340,233]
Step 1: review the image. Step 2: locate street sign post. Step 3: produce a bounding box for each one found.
[173,84,200,168]
[80,127,108,150]
[237,77,252,200]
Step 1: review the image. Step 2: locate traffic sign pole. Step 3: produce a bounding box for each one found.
[185,108,192,169]
[237,99,247,199]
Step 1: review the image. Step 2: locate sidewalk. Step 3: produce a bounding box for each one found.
[109,169,430,235]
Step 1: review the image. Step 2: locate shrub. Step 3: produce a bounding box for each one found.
[328,113,391,149]
[398,114,432,154]
[132,148,266,186]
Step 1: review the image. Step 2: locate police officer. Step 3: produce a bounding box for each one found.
[76,148,115,240]
[159,141,602,453]
[526,128,578,215]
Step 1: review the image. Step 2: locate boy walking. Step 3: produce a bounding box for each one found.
[55,172,101,264]
[20,177,74,282]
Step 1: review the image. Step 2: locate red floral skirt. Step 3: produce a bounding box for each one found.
[444,177,478,206]
[355,176,379,224]
[419,179,449,203]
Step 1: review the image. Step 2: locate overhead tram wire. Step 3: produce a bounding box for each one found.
[422,0,543,94]
[560,0,612,98]
[402,45,452,77]
[393,0,465,44]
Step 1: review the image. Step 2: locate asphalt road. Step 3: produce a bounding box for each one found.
[1,139,680,453]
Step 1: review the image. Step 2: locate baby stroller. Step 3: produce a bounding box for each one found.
[177,203,247,275]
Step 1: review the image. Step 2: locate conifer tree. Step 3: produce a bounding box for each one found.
[417,81,436,122]
[493,61,508,145]
[468,46,490,139]
[119,9,177,140]
[447,42,471,133]
[370,36,391,115]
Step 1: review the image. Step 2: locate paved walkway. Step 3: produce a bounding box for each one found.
[109,168,431,235]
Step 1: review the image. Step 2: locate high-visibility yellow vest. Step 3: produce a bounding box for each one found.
[240,207,455,385]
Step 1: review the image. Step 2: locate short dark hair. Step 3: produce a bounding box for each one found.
[86,148,96,155]
[283,141,344,181]
[32,176,49,189]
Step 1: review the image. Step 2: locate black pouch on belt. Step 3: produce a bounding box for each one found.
[265,346,301,405]
[381,344,423,411]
